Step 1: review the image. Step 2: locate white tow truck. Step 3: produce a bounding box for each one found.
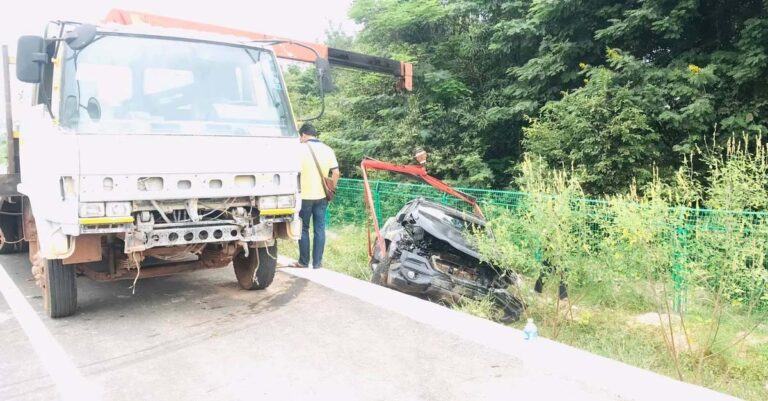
[0,11,412,318]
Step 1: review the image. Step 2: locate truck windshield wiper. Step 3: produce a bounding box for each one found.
[243,48,285,119]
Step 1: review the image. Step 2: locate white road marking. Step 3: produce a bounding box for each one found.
[0,263,100,401]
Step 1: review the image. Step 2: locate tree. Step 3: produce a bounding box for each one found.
[304,0,768,194]
[524,66,660,194]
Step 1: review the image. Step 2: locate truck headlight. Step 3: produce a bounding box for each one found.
[277,195,295,208]
[258,196,278,209]
[106,202,132,217]
[79,203,105,218]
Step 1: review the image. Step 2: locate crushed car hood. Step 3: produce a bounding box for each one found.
[409,199,486,260]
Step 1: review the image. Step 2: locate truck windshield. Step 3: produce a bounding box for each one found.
[59,35,296,137]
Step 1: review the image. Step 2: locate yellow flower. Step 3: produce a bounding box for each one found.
[688,64,701,74]
[579,310,592,325]
[578,62,588,70]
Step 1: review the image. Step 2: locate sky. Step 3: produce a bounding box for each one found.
[0,0,358,50]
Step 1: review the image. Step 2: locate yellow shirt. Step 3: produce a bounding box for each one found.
[301,140,339,200]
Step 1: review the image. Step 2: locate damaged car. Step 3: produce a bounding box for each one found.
[369,198,524,322]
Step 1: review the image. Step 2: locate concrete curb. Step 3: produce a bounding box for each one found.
[282,266,743,401]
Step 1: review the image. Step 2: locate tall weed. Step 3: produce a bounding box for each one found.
[480,138,768,388]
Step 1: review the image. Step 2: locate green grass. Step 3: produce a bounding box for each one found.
[279,225,372,280]
[281,223,768,401]
[452,296,503,321]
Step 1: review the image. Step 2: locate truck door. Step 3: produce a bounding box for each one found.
[0,44,20,196]
[0,44,26,253]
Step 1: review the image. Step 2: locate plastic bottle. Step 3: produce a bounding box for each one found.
[523,318,538,340]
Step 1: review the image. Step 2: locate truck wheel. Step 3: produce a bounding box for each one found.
[233,244,277,290]
[43,259,77,318]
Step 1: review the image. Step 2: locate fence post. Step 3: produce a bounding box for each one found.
[672,225,688,313]
[440,192,448,205]
[373,181,383,224]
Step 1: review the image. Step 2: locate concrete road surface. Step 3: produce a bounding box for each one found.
[0,252,741,401]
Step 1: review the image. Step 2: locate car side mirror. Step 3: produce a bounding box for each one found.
[314,57,334,93]
[16,36,47,83]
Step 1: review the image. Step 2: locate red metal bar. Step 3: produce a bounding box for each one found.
[360,158,485,260]
[360,161,386,257]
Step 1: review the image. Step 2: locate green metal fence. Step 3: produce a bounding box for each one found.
[328,178,529,226]
[327,178,768,311]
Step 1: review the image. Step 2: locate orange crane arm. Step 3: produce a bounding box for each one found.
[360,157,485,258]
[103,9,413,91]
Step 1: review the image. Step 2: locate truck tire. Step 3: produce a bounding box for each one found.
[233,244,277,290]
[44,259,77,318]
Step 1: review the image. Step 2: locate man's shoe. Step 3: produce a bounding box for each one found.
[287,262,308,268]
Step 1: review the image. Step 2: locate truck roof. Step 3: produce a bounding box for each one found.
[53,21,275,54]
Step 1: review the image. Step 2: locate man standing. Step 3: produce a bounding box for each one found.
[295,123,339,268]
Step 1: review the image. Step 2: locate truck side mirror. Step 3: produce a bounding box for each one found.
[315,57,334,93]
[16,36,47,83]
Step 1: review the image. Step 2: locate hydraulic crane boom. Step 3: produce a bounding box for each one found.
[103,9,413,91]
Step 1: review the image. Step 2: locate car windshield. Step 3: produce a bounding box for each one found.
[59,35,296,137]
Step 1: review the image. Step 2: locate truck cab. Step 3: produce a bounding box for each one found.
[8,21,307,317]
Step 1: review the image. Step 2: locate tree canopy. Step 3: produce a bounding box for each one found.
[288,0,768,195]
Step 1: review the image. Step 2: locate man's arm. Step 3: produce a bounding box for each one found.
[329,148,340,186]
[331,167,340,186]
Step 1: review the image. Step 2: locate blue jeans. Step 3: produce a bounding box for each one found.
[298,199,328,268]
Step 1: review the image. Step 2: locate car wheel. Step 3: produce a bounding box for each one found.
[493,289,525,323]
[43,259,77,318]
[370,248,390,286]
[233,244,277,290]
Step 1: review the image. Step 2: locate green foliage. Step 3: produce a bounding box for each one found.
[301,0,768,194]
[452,295,503,321]
[471,142,768,396]
[524,67,660,194]
[705,136,768,210]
